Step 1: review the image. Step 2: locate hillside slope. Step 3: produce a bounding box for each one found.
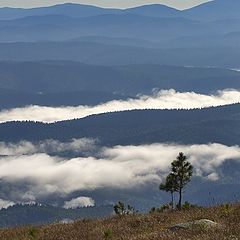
[0,204,239,240]
[0,61,239,95]
[0,204,113,228]
[0,42,239,67]
[0,104,239,145]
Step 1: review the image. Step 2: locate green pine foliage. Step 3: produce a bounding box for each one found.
[160,152,193,210]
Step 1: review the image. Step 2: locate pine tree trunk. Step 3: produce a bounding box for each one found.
[171,192,174,210]
[178,188,182,210]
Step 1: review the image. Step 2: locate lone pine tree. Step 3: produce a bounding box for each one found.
[160,152,193,210]
[159,173,178,209]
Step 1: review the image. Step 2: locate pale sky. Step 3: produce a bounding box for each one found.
[0,0,211,10]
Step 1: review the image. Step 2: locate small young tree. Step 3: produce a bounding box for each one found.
[113,202,125,215]
[159,173,178,209]
[159,152,193,210]
[113,202,137,215]
[171,152,193,209]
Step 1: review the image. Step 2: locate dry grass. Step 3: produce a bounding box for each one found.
[0,203,239,240]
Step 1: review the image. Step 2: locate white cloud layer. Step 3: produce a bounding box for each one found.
[0,199,15,209]
[0,140,239,200]
[0,138,96,156]
[0,89,239,123]
[63,197,95,209]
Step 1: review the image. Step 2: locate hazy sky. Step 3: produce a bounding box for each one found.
[0,0,211,9]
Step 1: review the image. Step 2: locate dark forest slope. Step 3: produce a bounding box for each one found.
[1,104,239,145]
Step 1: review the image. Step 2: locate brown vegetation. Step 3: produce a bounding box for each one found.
[0,203,239,240]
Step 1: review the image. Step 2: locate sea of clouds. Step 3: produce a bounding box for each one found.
[0,138,239,208]
[0,89,239,123]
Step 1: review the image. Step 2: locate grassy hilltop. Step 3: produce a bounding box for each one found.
[0,203,239,240]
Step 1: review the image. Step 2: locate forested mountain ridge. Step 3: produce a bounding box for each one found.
[0,61,239,95]
[0,204,113,227]
[0,104,239,145]
[0,42,239,67]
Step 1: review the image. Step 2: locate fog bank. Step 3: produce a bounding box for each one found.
[0,89,239,123]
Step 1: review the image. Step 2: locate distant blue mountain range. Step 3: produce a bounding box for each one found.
[0,0,239,48]
[0,0,239,20]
